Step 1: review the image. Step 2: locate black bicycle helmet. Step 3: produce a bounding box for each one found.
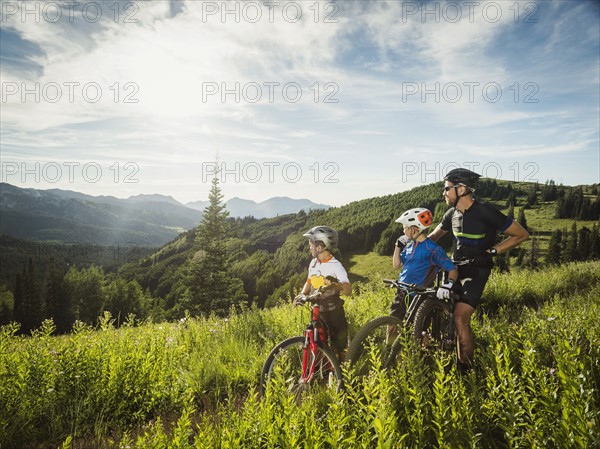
[444,168,481,189]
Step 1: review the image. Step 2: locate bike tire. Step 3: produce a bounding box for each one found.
[412,299,454,352]
[346,315,404,376]
[260,336,343,397]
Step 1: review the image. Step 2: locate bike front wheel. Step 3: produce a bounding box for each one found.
[413,299,454,352]
[260,336,343,397]
[346,315,404,377]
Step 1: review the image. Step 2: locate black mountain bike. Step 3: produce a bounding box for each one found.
[347,262,469,376]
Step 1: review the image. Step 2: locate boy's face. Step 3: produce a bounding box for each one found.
[403,225,418,239]
[309,239,324,257]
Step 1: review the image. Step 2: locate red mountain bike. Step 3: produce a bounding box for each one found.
[260,286,343,397]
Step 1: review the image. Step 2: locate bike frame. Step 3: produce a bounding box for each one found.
[301,302,331,383]
[385,279,459,347]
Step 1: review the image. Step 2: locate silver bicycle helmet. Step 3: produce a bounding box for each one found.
[303,226,338,250]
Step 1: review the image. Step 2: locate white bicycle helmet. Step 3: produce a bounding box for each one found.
[303,226,338,250]
[395,208,433,231]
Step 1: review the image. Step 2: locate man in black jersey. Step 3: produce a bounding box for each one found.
[429,168,529,374]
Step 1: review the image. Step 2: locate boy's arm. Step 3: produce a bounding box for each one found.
[300,280,311,295]
[334,281,352,296]
[393,245,403,269]
[447,267,458,283]
[393,235,408,269]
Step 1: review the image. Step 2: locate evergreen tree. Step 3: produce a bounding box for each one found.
[526,183,538,208]
[14,259,44,333]
[0,284,14,325]
[577,226,591,261]
[184,170,247,316]
[564,222,578,262]
[541,180,558,202]
[505,191,516,209]
[518,207,528,231]
[526,234,540,268]
[590,224,600,259]
[44,258,73,333]
[507,202,515,219]
[546,229,562,265]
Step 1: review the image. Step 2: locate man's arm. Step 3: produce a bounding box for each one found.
[428,224,448,243]
[492,221,529,254]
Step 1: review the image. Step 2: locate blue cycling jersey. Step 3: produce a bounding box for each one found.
[399,238,456,286]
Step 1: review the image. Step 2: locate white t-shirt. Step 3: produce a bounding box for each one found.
[307,255,350,292]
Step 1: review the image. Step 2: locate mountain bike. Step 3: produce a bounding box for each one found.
[347,263,469,376]
[260,286,343,397]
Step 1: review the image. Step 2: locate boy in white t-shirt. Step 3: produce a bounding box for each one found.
[294,226,352,361]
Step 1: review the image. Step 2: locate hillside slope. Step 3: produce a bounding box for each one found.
[119,179,600,311]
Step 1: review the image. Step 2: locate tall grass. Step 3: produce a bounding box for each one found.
[1,261,598,448]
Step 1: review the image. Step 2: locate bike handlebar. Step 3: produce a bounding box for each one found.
[294,284,337,306]
[383,278,460,300]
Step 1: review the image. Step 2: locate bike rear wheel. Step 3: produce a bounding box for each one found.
[413,299,454,352]
[260,336,342,397]
[346,315,404,376]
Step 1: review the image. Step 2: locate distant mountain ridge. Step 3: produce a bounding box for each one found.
[0,183,331,245]
[187,196,330,218]
[0,183,202,246]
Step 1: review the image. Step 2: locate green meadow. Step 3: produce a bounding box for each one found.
[1,261,599,448]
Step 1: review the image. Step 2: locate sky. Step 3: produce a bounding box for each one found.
[1,0,599,207]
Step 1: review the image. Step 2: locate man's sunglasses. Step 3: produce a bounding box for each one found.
[443,183,466,192]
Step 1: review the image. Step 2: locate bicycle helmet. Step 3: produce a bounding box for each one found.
[444,168,481,189]
[303,226,338,250]
[395,208,433,231]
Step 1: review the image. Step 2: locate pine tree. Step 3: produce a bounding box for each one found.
[546,229,562,265]
[185,170,247,316]
[505,191,516,209]
[518,207,528,231]
[15,259,44,333]
[590,224,600,259]
[507,202,515,219]
[526,183,538,208]
[0,285,14,325]
[564,222,578,262]
[45,258,73,333]
[577,226,591,261]
[527,234,540,268]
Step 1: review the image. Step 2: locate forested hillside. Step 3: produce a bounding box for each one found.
[1,179,599,330]
[118,179,599,316]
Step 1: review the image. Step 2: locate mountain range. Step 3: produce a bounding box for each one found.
[0,183,330,246]
[186,196,330,219]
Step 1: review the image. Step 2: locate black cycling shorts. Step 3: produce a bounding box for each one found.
[320,306,349,353]
[454,265,491,309]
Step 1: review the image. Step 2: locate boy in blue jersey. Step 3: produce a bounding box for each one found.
[391,208,458,320]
